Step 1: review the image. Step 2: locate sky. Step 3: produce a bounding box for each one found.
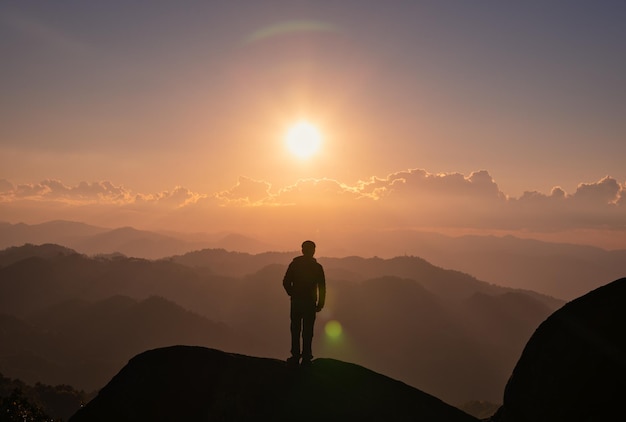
[1,1,625,250]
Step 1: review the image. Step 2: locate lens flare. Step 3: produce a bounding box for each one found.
[246,20,339,44]
[325,320,343,339]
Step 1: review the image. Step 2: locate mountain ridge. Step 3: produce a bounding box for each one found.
[3,220,625,299]
[0,243,560,404]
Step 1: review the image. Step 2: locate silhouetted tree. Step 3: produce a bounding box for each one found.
[0,388,54,422]
[0,374,86,421]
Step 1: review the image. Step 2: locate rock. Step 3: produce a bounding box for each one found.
[69,346,477,422]
[492,278,626,422]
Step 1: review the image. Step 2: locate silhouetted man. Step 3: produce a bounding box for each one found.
[283,240,326,366]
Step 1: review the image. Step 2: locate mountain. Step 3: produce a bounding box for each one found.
[3,220,626,300]
[172,250,563,309]
[68,346,478,422]
[0,243,78,267]
[0,244,561,405]
[327,276,555,403]
[71,226,194,258]
[0,295,236,391]
[0,221,274,258]
[0,221,107,250]
[169,232,626,301]
[489,277,626,422]
[169,248,294,277]
[342,230,626,300]
[0,247,231,318]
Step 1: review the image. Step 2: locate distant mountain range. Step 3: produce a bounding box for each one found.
[1,243,562,406]
[0,220,273,259]
[0,294,235,392]
[68,278,626,422]
[2,220,625,299]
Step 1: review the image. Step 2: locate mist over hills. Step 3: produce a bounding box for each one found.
[0,243,562,405]
[2,220,625,299]
[1,295,235,391]
[0,220,272,258]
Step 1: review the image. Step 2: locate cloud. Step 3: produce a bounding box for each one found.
[571,176,621,205]
[272,178,363,206]
[215,176,272,205]
[357,169,505,201]
[515,177,622,209]
[0,179,14,192]
[0,179,204,209]
[209,170,625,234]
[619,182,626,207]
[215,176,365,209]
[508,176,625,232]
[137,186,206,207]
[0,179,133,204]
[1,170,625,247]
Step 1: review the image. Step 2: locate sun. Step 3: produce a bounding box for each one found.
[285,121,322,159]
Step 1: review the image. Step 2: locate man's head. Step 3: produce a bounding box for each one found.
[301,240,316,257]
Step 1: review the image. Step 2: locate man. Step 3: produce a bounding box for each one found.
[283,240,326,366]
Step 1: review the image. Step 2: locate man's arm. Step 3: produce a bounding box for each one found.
[283,263,293,296]
[316,265,326,311]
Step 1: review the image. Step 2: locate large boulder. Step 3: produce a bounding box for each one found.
[69,346,478,421]
[492,278,626,421]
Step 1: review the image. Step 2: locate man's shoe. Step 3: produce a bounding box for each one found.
[300,357,312,367]
[286,356,300,367]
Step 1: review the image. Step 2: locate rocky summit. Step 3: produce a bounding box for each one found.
[69,346,477,422]
[491,277,626,422]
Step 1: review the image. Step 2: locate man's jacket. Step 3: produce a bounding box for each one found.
[283,255,326,306]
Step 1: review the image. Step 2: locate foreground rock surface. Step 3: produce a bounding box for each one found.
[491,277,626,422]
[69,346,477,422]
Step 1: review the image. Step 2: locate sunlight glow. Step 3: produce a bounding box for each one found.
[285,121,322,159]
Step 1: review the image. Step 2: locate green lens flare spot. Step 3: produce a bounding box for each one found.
[325,320,342,339]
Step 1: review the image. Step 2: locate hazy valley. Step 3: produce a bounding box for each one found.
[2,221,625,419]
[3,241,563,406]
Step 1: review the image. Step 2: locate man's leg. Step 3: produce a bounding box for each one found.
[289,302,302,359]
[301,303,317,362]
